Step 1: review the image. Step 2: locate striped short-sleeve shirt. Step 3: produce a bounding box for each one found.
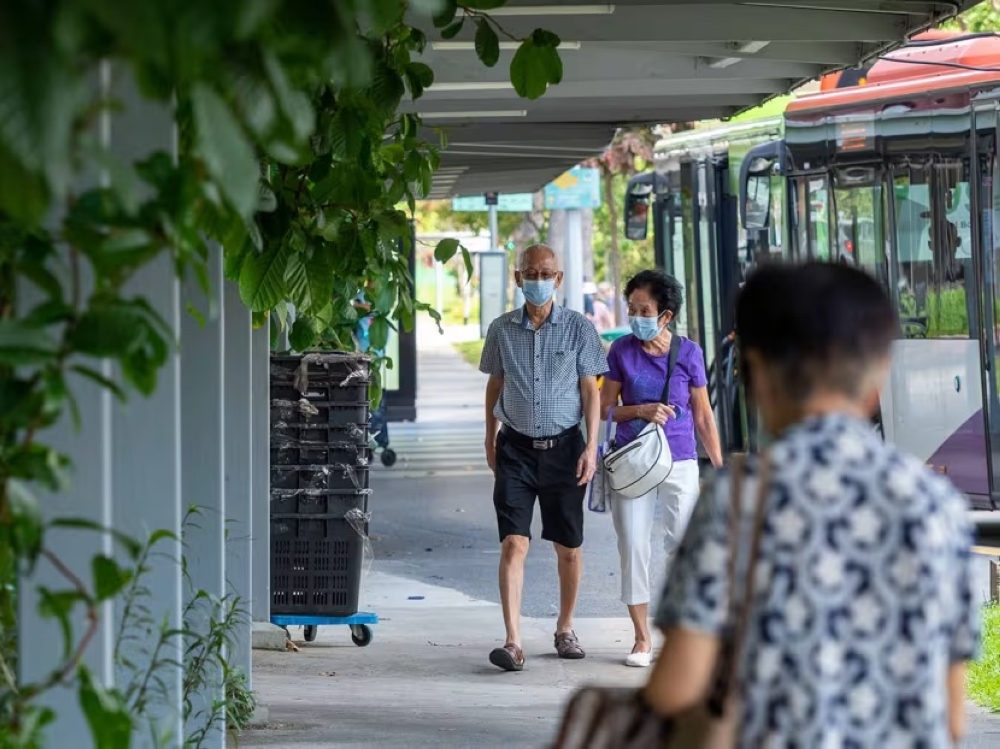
[479,304,608,438]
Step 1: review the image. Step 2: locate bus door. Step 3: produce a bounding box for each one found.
[884,155,990,504]
[974,101,1000,509]
[788,173,833,262]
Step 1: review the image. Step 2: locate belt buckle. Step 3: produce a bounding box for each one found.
[532,439,551,451]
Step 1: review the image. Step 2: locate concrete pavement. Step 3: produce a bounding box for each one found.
[241,319,1000,748]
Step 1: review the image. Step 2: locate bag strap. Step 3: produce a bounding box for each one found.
[659,332,681,406]
[720,454,770,695]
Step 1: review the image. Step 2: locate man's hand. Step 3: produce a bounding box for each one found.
[640,403,676,425]
[576,443,598,486]
[485,437,497,475]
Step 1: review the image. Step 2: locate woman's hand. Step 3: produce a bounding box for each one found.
[640,403,676,425]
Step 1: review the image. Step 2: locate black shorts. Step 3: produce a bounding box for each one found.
[492,426,587,549]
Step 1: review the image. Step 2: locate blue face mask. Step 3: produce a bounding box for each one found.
[629,315,664,341]
[522,279,556,307]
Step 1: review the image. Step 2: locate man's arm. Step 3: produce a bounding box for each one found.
[479,322,504,473]
[575,375,600,485]
[485,376,504,438]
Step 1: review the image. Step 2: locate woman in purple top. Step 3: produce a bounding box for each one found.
[599,269,723,668]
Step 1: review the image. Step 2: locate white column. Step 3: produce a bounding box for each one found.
[16,67,116,743]
[564,209,584,312]
[180,248,226,747]
[108,73,184,746]
[223,280,253,687]
[250,324,271,623]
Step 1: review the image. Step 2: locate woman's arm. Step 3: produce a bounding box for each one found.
[948,662,966,744]
[690,385,723,467]
[599,378,650,423]
[642,627,720,715]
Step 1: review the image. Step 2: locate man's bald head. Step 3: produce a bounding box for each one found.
[519,244,558,271]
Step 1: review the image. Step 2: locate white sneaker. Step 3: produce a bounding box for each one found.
[625,649,652,668]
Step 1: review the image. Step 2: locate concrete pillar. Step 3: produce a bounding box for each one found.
[250,323,271,623]
[16,65,116,742]
[564,209,584,313]
[223,280,253,687]
[108,74,184,746]
[180,248,226,747]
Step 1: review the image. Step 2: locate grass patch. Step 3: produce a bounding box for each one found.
[969,603,1000,712]
[453,339,484,367]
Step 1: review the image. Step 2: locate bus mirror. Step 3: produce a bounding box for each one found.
[743,174,771,231]
[624,190,651,240]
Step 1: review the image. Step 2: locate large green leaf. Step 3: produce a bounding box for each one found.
[239,243,290,311]
[433,237,461,263]
[78,666,132,749]
[405,62,434,100]
[70,304,146,358]
[91,555,133,602]
[0,319,58,365]
[289,316,318,351]
[432,0,459,27]
[510,36,563,99]
[191,83,259,217]
[474,20,500,68]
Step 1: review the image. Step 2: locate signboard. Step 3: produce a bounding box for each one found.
[479,252,508,340]
[451,193,534,212]
[544,166,602,210]
[484,192,498,205]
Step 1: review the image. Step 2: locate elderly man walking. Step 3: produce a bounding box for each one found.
[478,244,608,672]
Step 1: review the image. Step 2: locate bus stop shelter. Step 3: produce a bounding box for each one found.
[20,2,981,747]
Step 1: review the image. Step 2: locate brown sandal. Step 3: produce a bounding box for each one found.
[489,643,525,671]
[554,630,586,660]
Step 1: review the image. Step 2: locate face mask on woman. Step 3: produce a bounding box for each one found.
[629,314,665,341]
[522,279,555,306]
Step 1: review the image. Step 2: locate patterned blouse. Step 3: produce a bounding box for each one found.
[655,413,979,747]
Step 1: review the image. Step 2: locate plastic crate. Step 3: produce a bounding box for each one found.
[270,491,367,517]
[270,515,366,616]
[271,400,369,429]
[270,440,370,468]
[271,382,368,404]
[271,463,371,493]
[271,353,371,393]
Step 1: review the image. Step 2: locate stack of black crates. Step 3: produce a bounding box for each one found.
[270,352,371,619]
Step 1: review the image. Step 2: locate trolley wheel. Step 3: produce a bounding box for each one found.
[380,449,397,467]
[350,624,374,647]
[303,625,318,643]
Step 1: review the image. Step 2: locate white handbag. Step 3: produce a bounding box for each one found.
[600,334,680,500]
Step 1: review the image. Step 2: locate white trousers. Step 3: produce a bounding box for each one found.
[610,459,701,606]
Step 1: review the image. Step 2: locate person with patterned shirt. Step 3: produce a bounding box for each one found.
[479,244,608,672]
[640,262,979,746]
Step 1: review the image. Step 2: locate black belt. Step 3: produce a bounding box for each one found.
[501,425,578,451]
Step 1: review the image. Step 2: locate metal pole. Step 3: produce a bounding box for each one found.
[488,204,499,252]
[564,209,584,312]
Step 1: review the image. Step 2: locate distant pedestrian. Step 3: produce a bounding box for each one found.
[599,269,723,668]
[584,281,613,332]
[479,244,608,672]
[597,281,626,326]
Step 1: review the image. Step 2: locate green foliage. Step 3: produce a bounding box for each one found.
[0,0,564,744]
[942,2,1000,33]
[452,339,485,367]
[969,603,1000,712]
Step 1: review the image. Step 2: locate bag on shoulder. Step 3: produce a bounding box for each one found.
[552,455,770,749]
[601,334,681,500]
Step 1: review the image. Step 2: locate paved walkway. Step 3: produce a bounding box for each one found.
[241,319,1000,748]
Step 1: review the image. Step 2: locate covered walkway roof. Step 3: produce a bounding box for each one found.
[408,0,979,198]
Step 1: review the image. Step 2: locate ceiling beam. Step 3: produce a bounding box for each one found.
[422,5,910,43]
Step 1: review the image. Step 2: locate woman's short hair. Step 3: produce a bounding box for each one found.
[624,269,683,317]
[736,262,897,401]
